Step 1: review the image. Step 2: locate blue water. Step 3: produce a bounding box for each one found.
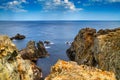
[0,21,120,77]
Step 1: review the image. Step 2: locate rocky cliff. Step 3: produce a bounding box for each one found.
[66,28,120,80]
[45,60,116,80]
[0,35,42,80]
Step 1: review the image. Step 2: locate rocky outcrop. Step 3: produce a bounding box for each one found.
[66,28,120,80]
[19,41,49,62]
[10,33,25,40]
[45,60,116,80]
[0,35,42,80]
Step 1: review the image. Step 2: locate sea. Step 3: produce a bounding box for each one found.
[0,21,120,77]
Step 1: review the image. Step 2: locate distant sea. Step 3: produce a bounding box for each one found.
[0,21,120,77]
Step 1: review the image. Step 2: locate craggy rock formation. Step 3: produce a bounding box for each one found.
[0,35,42,80]
[10,33,26,40]
[66,28,120,80]
[19,41,49,62]
[45,60,116,80]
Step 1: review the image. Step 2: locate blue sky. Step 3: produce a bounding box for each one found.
[0,0,120,20]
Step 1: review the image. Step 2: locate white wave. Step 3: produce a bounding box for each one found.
[50,42,54,44]
[45,46,51,49]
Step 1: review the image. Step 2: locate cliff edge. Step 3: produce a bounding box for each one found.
[66,28,120,80]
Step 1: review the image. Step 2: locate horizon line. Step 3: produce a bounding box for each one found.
[0,20,120,21]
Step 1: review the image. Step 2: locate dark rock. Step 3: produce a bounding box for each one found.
[10,33,25,40]
[65,41,72,45]
[37,41,50,58]
[44,41,51,45]
[66,48,75,61]
[66,27,120,80]
[19,40,49,62]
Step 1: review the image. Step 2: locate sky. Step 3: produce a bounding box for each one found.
[0,0,120,20]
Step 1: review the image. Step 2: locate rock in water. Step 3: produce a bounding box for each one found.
[66,28,120,80]
[45,60,116,80]
[0,35,42,80]
[10,33,26,40]
[19,41,49,62]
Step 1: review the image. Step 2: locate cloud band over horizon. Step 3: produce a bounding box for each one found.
[0,0,120,20]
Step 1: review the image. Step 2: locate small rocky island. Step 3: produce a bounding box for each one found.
[10,33,26,40]
[19,40,49,62]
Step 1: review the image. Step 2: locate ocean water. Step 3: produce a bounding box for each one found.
[0,21,120,77]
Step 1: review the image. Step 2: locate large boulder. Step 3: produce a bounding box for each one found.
[19,41,49,62]
[45,60,116,80]
[0,35,42,80]
[66,28,120,80]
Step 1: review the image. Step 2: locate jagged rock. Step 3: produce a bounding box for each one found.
[66,27,120,80]
[0,35,42,80]
[19,41,49,62]
[67,28,97,66]
[10,33,25,40]
[45,60,116,80]
[44,41,51,45]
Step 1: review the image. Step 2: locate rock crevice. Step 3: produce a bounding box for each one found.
[66,27,120,80]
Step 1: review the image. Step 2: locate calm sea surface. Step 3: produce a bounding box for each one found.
[0,21,120,77]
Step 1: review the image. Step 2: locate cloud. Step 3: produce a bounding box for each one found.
[37,0,83,12]
[90,0,120,3]
[0,0,27,12]
[82,0,120,7]
[108,0,120,2]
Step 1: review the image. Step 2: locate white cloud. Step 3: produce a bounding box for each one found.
[108,0,120,2]
[64,0,69,3]
[90,0,120,2]
[0,0,27,12]
[38,0,83,12]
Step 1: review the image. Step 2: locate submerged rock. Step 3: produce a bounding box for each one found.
[0,35,42,80]
[45,60,116,80]
[19,41,49,62]
[66,27,120,80]
[10,33,25,40]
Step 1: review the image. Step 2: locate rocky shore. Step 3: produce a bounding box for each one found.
[0,27,119,80]
[45,60,116,80]
[0,35,43,80]
[67,27,120,80]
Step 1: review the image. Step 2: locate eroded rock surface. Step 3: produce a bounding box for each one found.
[19,41,49,62]
[45,60,116,80]
[66,28,120,80]
[0,35,42,80]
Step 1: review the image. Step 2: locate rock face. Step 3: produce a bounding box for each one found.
[10,33,26,40]
[0,35,42,80]
[19,41,49,61]
[45,60,116,80]
[66,28,120,80]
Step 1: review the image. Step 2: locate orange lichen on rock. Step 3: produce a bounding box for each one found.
[45,60,116,80]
